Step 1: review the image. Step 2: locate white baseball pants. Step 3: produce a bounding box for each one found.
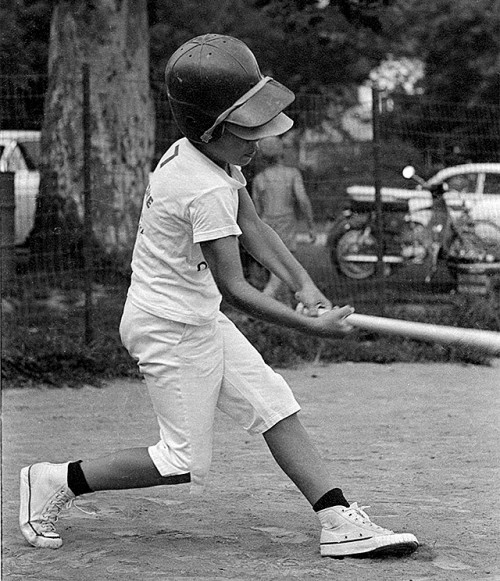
[120,301,300,493]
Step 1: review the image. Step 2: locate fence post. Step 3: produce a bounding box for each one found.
[372,86,386,315]
[0,172,16,298]
[82,63,93,344]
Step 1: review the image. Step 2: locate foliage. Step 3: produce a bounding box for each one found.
[369,54,425,94]
[2,289,497,389]
[2,335,138,389]
[385,0,500,106]
[256,0,394,32]
[0,1,52,77]
[230,293,498,368]
[147,0,385,94]
[2,286,138,388]
[2,0,498,130]
[247,0,387,90]
[0,0,52,128]
[379,93,500,167]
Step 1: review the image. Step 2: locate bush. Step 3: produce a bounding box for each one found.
[2,333,140,389]
[2,288,140,389]
[230,292,498,369]
[2,290,498,389]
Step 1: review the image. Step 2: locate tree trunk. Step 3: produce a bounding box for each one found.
[30,0,154,272]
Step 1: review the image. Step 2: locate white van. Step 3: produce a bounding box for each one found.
[0,130,41,245]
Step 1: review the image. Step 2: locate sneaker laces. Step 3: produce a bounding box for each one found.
[73,500,97,516]
[344,503,392,533]
[40,489,76,531]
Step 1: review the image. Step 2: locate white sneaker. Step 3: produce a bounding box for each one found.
[20,462,75,549]
[319,502,419,557]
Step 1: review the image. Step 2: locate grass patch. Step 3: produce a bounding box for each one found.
[2,289,498,389]
[229,293,498,368]
[2,287,140,389]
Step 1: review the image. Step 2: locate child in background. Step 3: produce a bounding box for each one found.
[252,137,315,298]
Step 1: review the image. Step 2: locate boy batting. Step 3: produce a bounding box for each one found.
[20,34,418,558]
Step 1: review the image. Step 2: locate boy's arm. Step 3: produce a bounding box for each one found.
[200,233,353,337]
[237,186,322,307]
[251,176,264,216]
[293,170,315,234]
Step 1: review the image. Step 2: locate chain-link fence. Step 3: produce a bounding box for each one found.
[1,70,500,347]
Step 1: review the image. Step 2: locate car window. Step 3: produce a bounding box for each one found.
[446,173,478,194]
[483,173,500,195]
[2,143,29,171]
[18,141,40,170]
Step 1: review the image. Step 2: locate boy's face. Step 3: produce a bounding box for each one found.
[201,130,260,168]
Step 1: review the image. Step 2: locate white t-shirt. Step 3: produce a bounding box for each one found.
[128,138,245,325]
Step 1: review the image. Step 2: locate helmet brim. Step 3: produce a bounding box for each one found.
[226,112,293,141]
[226,78,294,129]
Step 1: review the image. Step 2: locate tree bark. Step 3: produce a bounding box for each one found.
[30,0,154,271]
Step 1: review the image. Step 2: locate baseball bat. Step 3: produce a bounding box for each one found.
[347,313,500,355]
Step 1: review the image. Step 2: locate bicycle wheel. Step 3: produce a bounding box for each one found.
[331,229,377,279]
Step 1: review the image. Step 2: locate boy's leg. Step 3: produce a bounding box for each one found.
[217,315,418,557]
[21,306,222,549]
[217,314,338,507]
[19,449,190,549]
[263,413,418,557]
[80,447,190,491]
[263,413,337,505]
[120,302,223,494]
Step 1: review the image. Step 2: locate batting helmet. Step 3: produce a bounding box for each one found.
[165,34,295,143]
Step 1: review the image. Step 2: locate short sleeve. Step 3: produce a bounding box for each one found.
[189,188,242,244]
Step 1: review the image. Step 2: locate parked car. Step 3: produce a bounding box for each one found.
[346,163,500,243]
[0,130,40,245]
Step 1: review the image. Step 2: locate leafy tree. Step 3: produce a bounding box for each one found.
[149,0,265,79]
[0,0,51,76]
[245,0,388,91]
[0,0,52,128]
[386,0,500,105]
[378,0,500,165]
[4,0,499,112]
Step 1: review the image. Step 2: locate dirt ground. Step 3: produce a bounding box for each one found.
[2,361,500,581]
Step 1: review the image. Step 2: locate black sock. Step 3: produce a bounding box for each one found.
[313,488,349,512]
[67,460,93,496]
